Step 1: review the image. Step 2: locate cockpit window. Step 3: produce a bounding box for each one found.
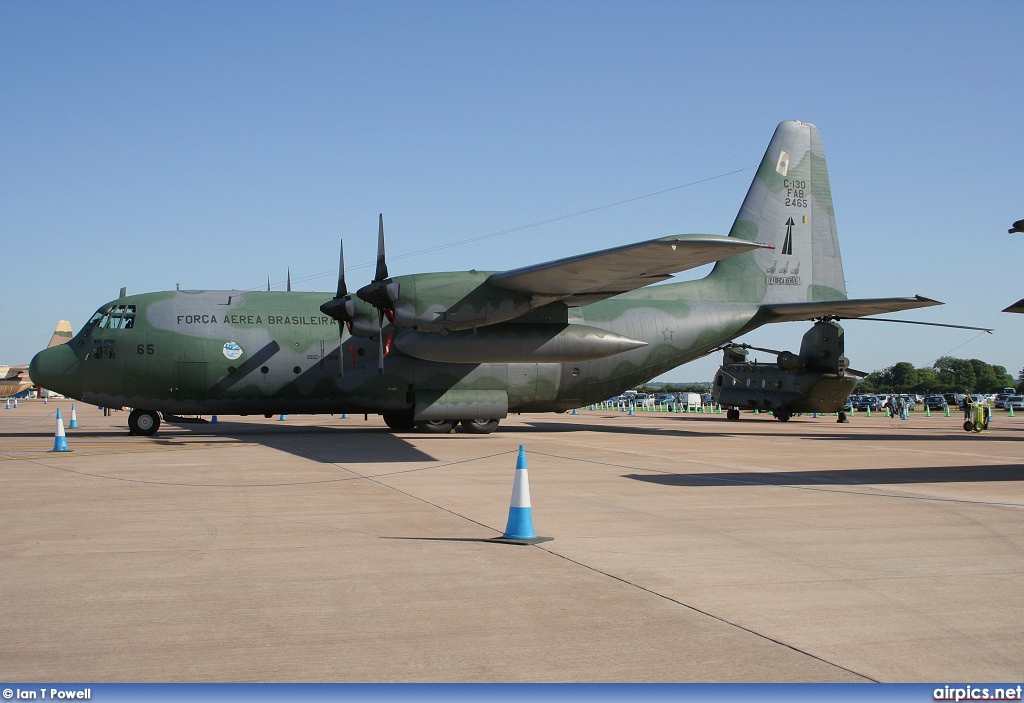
[84,305,136,331]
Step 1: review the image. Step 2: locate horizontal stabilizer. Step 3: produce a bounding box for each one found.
[1003,299,1024,314]
[757,296,941,323]
[490,234,769,305]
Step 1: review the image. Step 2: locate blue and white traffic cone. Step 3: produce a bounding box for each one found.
[12,398,17,409]
[68,404,78,429]
[571,408,578,415]
[211,415,218,423]
[494,445,549,545]
[342,413,349,419]
[43,396,48,404]
[4,398,9,410]
[278,414,287,421]
[51,408,71,452]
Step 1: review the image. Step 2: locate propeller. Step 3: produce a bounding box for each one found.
[355,214,400,373]
[319,240,356,376]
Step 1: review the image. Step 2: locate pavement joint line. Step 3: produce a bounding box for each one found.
[535,545,879,683]
[6,442,520,489]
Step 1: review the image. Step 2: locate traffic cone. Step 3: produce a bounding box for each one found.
[571,408,578,415]
[4,398,9,409]
[628,406,634,416]
[866,407,871,417]
[925,406,931,417]
[1009,405,1015,418]
[342,413,349,419]
[51,409,71,452]
[494,446,549,545]
[278,414,287,421]
[211,415,218,423]
[13,398,17,409]
[43,396,48,404]
[945,406,950,417]
[68,404,78,429]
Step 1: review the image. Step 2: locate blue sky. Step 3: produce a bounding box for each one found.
[3,1,1021,382]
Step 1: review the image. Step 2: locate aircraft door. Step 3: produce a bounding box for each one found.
[176,362,208,402]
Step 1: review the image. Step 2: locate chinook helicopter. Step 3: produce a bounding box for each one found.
[30,121,947,436]
[712,319,862,422]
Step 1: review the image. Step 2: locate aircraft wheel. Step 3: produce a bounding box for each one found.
[382,411,416,432]
[461,419,500,434]
[727,408,740,420]
[775,410,791,422]
[128,409,161,436]
[416,419,456,434]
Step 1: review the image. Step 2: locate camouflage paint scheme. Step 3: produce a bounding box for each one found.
[30,121,939,434]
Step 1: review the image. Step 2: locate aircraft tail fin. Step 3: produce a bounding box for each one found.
[46,320,73,348]
[702,120,847,305]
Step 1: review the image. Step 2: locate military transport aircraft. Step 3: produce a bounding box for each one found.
[1,321,73,397]
[30,120,941,436]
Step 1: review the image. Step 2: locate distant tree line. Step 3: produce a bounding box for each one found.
[856,357,1019,395]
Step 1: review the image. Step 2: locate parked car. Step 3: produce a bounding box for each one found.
[1004,395,1024,411]
[924,395,948,411]
[994,393,1012,408]
[852,395,880,411]
[654,394,676,407]
[943,393,966,409]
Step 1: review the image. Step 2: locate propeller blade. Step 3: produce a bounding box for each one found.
[377,308,385,373]
[336,324,346,377]
[374,213,388,282]
[336,240,348,298]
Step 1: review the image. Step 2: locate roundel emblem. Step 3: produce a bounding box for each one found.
[222,341,243,360]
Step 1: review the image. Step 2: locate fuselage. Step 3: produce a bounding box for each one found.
[29,281,763,417]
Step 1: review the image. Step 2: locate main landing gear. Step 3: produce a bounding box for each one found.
[128,409,161,436]
[381,412,501,434]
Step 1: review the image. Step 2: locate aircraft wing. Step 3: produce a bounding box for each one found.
[756,296,942,323]
[1002,299,1024,314]
[1,363,29,381]
[489,234,769,304]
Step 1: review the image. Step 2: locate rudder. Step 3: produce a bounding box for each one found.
[705,121,847,304]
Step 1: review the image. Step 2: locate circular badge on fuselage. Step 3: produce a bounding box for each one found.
[222,341,243,360]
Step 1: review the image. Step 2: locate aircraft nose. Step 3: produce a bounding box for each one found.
[30,343,82,399]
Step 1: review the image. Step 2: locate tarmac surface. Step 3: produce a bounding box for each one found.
[2,399,1022,682]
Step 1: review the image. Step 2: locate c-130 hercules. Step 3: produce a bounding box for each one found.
[30,121,940,436]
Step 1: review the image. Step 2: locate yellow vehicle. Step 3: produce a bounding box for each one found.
[964,404,991,433]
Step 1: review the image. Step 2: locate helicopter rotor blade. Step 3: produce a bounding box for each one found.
[819,316,994,333]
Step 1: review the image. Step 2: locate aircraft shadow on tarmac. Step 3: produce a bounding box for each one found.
[20,418,439,464]
[627,464,1024,488]
[161,419,438,464]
